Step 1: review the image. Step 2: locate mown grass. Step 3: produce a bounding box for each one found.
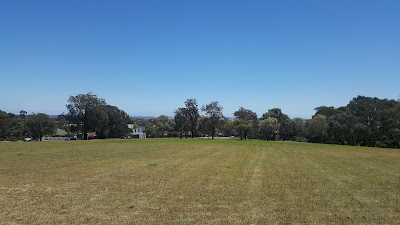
[0,139,399,224]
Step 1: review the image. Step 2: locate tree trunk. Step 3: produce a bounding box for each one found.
[83,126,88,140]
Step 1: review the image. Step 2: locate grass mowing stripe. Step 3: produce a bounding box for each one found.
[0,139,399,224]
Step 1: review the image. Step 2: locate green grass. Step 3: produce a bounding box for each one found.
[0,139,399,224]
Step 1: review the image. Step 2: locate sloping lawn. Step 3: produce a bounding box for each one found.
[0,139,399,224]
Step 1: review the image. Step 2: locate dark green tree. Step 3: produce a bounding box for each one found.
[198,116,210,137]
[184,99,200,138]
[261,108,292,140]
[291,117,306,141]
[220,118,236,137]
[259,117,280,140]
[0,110,13,139]
[346,96,398,146]
[306,114,329,143]
[103,105,131,138]
[66,93,106,140]
[201,101,224,139]
[174,108,188,139]
[380,104,400,147]
[327,112,357,145]
[233,107,257,140]
[0,111,28,141]
[155,115,172,137]
[26,113,56,141]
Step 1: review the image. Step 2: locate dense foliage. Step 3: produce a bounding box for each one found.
[66,93,131,139]
[1,94,399,148]
[0,110,55,141]
[0,93,132,141]
[171,96,400,148]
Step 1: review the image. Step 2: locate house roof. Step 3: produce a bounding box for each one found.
[128,124,145,130]
[55,128,68,136]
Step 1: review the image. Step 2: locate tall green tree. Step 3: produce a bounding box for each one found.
[198,116,210,137]
[259,117,280,140]
[184,98,200,138]
[26,113,56,141]
[155,115,173,137]
[291,117,306,141]
[220,118,236,137]
[66,93,106,140]
[306,114,329,143]
[380,104,400,147]
[174,108,188,139]
[346,96,398,146]
[201,101,224,139]
[0,110,13,139]
[103,105,131,138]
[86,105,109,138]
[261,108,292,140]
[0,111,27,140]
[233,107,257,140]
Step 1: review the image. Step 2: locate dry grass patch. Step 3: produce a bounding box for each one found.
[0,139,399,224]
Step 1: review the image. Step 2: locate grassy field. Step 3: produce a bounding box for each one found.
[0,139,399,224]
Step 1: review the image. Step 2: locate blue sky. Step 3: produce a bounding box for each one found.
[1,0,399,118]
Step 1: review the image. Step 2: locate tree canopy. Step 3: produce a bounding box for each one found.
[233,107,258,140]
[66,93,107,140]
[26,113,56,141]
[201,101,224,139]
[2,94,400,149]
[184,99,200,138]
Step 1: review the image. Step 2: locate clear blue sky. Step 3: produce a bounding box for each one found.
[1,0,399,118]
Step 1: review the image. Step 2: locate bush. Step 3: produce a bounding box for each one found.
[295,137,308,142]
[5,136,19,142]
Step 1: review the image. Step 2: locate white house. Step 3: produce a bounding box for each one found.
[127,124,146,139]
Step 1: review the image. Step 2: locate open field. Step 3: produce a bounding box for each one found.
[0,139,399,224]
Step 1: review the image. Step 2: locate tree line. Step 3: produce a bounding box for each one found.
[66,93,132,140]
[1,93,399,148]
[0,111,57,141]
[0,93,132,141]
[134,96,400,148]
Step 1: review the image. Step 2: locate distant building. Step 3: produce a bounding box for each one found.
[42,128,69,141]
[127,124,146,139]
[87,132,96,139]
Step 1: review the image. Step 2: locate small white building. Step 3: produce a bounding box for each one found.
[127,124,146,139]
